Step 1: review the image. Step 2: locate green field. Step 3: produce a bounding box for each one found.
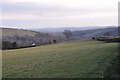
[2,40,118,78]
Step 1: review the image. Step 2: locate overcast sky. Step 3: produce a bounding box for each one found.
[1,0,119,29]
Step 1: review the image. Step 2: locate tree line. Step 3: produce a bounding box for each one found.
[2,41,17,50]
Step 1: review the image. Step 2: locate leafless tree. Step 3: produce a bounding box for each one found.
[63,30,72,41]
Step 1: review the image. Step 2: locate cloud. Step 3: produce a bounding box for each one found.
[2,2,117,19]
[1,1,118,28]
[2,0,119,8]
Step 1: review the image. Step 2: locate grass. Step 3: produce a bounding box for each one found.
[2,40,118,78]
[2,28,38,37]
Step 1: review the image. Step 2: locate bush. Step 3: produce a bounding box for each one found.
[2,41,18,50]
[94,36,120,42]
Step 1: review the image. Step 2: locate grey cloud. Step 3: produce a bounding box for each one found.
[2,2,64,15]
[2,2,117,28]
[2,15,117,28]
[2,2,117,16]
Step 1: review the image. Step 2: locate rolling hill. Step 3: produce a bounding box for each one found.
[29,26,119,41]
[71,27,119,40]
[2,40,118,78]
[1,28,39,37]
[30,26,112,32]
[1,28,63,47]
[2,27,119,41]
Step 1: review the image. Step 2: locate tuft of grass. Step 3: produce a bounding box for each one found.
[2,40,118,78]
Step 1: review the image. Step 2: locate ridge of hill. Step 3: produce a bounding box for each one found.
[71,27,119,40]
[1,28,63,47]
[1,28,39,37]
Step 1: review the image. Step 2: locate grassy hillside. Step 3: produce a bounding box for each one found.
[2,28,39,37]
[2,40,118,78]
[72,27,118,40]
[1,28,63,47]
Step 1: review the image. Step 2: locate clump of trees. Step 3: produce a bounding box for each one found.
[2,41,17,50]
[92,36,120,42]
[92,31,120,42]
[2,32,64,49]
[63,30,72,41]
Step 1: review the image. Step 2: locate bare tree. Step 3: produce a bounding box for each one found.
[63,30,72,41]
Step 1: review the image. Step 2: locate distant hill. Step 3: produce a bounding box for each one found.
[70,27,119,40]
[30,26,111,32]
[1,28,39,37]
[29,26,119,40]
[1,27,119,48]
[1,28,63,47]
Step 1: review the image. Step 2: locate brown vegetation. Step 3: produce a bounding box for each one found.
[93,36,120,42]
